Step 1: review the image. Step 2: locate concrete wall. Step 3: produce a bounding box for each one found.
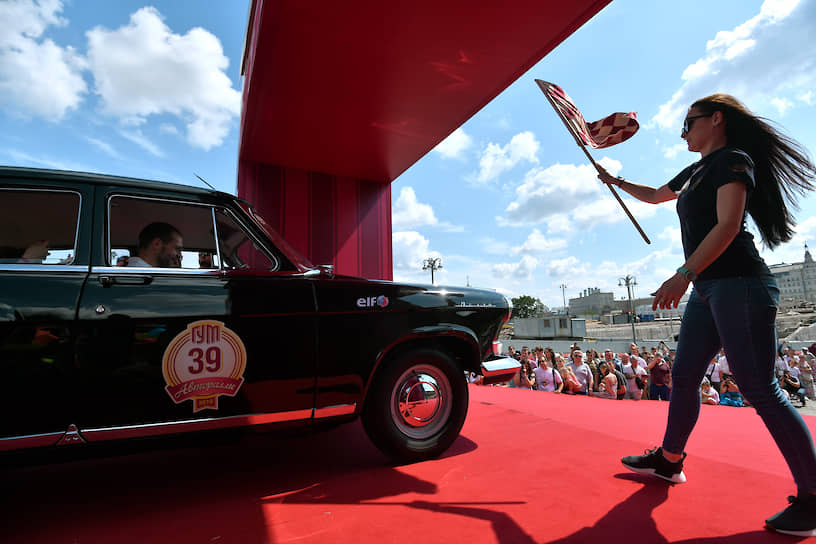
[497,339,677,356]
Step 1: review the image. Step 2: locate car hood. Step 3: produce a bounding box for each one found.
[317,274,510,312]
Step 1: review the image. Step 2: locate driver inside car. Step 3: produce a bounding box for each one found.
[127,222,183,268]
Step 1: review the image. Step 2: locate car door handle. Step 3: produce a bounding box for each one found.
[99,275,153,287]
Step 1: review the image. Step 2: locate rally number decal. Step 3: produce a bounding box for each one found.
[162,320,247,412]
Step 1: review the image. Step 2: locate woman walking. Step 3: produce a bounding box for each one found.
[598,94,816,536]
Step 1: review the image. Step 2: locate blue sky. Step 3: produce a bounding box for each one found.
[2,0,815,309]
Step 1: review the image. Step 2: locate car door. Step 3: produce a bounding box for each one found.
[0,182,92,447]
[72,190,317,442]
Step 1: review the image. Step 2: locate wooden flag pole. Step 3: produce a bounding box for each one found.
[537,80,651,245]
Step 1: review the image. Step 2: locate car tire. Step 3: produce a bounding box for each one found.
[362,348,469,462]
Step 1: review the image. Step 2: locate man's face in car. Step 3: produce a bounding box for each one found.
[156,233,183,268]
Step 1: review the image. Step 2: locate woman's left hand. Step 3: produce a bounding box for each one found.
[596,165,618,186]
[651,273,690,310]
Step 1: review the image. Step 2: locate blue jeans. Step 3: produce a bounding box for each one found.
[650,383,671,401]
[787,385,807,405]
[662,275,816,494]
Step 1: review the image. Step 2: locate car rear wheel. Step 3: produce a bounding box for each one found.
[362,348,468,462]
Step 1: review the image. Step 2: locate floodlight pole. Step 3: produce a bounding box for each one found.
[619,275,638,343]
[560,283,567,313]
[423,257,443,285]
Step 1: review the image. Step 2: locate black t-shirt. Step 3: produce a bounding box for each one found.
[667,147,769,281]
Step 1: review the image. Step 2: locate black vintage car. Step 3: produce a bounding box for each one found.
[0,167,517,461]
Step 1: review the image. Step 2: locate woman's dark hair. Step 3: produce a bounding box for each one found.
[692,94,816,248]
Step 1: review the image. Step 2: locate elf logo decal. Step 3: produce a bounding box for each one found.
[162,320,247,412]
[357,295,389,308]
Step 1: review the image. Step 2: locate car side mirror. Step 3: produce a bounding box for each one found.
[318,264,334,277]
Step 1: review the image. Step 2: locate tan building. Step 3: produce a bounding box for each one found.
[769,245,816,308]
[568,287,614,316]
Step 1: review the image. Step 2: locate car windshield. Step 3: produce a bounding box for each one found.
[240,203,315,271]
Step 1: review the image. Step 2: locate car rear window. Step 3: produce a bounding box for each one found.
[0,189,80,265]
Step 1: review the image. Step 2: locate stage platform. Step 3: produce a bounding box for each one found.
[3,384,815,543]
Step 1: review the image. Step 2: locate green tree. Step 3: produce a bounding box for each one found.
[511,295,547,319]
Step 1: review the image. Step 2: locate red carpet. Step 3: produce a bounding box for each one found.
[3,384,815,543]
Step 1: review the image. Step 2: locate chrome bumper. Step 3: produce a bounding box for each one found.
[480,356,520,385]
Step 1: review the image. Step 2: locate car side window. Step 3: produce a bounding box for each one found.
[0,189,80,265]
[215,208,279,271]
[108,196,218,269]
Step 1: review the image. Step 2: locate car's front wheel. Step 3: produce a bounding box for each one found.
[362,348,468,462]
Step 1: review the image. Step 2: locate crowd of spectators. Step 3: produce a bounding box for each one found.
[475,341,816,408]
[777,343,815,407]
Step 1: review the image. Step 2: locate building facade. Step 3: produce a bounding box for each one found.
[568,287,614,316]
[513,317,587,339]
[769,245,816,308]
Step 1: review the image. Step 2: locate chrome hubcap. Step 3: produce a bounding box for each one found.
[391,364,452,439]
[398,374,440,425]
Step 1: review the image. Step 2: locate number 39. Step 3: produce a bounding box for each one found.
[188,347,222,374]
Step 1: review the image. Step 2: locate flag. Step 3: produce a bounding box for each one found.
[536,80,638,149]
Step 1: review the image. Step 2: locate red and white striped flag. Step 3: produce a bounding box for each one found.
[536,80,638,148]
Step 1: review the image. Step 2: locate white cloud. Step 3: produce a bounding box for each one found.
[392,186,463,232]
[511,228,567,255]
[498,157,665,231]
[474,131,539,183]
[0,0,87,120]
[492,255,538,280]
[392,231,449,284]
[4,148,86,171]
[652,0,815,131]
[160,123,179,135]
[498,231,688,304]
[658,225,682,244]
[543,212,571,235]
[393,187,438,229]
[495,156,686,241]
[495,116,511,130]
[501,161,606,225]
[760,215,816,265]
[441,224,465,233]
[545,256,580,277]
[680,59,712,81]
[771,96,794,115]
[663,143,688,159]
[0,0,64,48]
[85,136,121,159]
[442,229,690,305]
[542,242,685,303]
[392,231,440,271]
[434,128,472,159]
[480,236,510,255]
[86,7,240,150]
[119,129,164,157]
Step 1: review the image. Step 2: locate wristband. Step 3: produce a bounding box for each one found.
[616,176,624,187]
[677,266,698,281]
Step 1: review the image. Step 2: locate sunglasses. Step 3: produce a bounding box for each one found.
[682,113,713,135]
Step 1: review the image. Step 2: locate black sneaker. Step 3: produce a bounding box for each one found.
[765,494,816,537]
[621,446,687,483]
